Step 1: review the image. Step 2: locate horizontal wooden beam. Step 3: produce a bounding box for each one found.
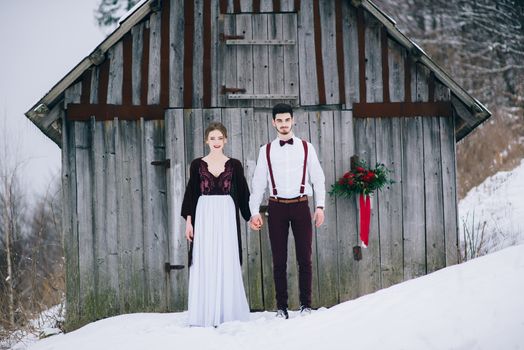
[227,94,298,100]
[225,39,296,45]
[67,104,165,121]
[353,102,452,118]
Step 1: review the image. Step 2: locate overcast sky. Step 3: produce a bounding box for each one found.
[0,0,105,196]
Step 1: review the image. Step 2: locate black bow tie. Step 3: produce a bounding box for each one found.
[279,138,294,147]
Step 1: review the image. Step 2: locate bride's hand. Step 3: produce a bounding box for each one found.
[185,223,194,242]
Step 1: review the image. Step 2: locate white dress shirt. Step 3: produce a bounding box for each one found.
[249,136,326,216]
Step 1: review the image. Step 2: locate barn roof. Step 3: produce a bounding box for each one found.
[25,0,491,147]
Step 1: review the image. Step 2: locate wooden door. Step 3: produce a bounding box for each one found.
[217,13,299,108]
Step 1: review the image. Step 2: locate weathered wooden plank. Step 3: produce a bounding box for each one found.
[283,14,299,107]
[308,111,338,307]
[165,109,188,311]
[236,14,254,108]
[280,0,294,11]
[62,87,80,329]
[253,111,276,310]
[375,117,403,288]
[319,0,339,104]
[268,14,284,106]
[341,1,359,107]
[388,38,405,103]
[91,119,119,319]
[184,109,205,167]
[75,117,96,321]
[169,0,185,107]
[252,14,270,108]
[435,81,459,266]
[298,0,318,106]
[240,0,253,12]
[148,10,161,105]
[203,109,221,127]
[399,51,426,280]
[333,110,359,301]
[131,23,144,105]
[192,0,204,107]
[242,109,266,310]
[218,15,238,107]
[260,0,273,12]
[115,120,146,312]
[141,119,169,311]
[209,1,220,107]
[365,13,383,102]
[353,117,381,296]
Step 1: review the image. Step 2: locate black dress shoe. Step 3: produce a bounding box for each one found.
[276,308,289,319]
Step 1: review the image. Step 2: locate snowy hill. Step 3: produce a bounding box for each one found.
[17,244,524,350]
[459,159,524,256]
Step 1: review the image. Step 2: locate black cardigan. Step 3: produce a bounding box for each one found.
[181,158,251,267]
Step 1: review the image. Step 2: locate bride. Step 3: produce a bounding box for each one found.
[181,122,252,327]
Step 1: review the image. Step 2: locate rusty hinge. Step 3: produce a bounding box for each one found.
[151,159,171,168]
[165,262,185,272]
[221,85,246,94]
[219,33,245,42]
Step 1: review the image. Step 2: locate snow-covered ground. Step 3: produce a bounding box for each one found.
[6,244,522,350]
[459,159,524,256]
[6,161,523,350]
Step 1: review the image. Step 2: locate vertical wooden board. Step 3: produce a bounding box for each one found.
[74,120,96,320]
[297,0,318,106]
[132,23,144,105]
[203,109,222,129]
[192,0,204,107]
[388,39,405,103]
[354,117,381,296]
[436,82,458,266]
[423,116,446,273]
[333,110,359,301]
[280,0,294,11]
[283,14,299,106]
[252,14,270,108]
[401,117,426,280]
[308,111,339,307]
[209,1,220,107]
[90,67,100,104]
[254,111,276,310]
[165,110,189,311]
[341,2,359,107]
[170,0,185,107]
[107,42,124,105]
[242,109,266,310]
[268,14,284,104]
[184,109,205,166]
[141,119,169,311]
[115,120,146,312]
[375,117,403,288]
[61,105,79,327]
[236,14,254,108]
[218,15,238,107]
[260,0,273,12]
[240,0,253,12]
[319,0,339,104]
[148,10,162,105]
[364,14,383,102]
[91,119,119,319]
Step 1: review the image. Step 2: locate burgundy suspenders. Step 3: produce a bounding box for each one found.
[266,139,308,197]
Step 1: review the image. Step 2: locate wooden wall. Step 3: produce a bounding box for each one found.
[60,0,459,327]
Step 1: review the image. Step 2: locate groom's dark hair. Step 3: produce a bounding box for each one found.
[272,103,293,120]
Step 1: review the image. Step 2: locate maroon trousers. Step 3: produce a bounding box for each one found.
[267,199,313,309]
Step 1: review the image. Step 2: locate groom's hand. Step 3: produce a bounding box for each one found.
[249,214,263,231]
[313,208,325,228]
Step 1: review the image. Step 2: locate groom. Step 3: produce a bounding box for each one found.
[249,103,326,319]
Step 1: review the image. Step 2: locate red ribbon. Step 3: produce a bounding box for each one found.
[359,194,371,246]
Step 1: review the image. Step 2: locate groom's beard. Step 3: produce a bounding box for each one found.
[277,125,292,135]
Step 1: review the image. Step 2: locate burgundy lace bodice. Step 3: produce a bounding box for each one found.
[198,158,233,195]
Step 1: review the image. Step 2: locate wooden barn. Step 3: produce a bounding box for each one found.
[26,0,490,329]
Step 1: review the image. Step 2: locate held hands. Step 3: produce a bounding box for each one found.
[249,213,263,231]
[313,207,325,228]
